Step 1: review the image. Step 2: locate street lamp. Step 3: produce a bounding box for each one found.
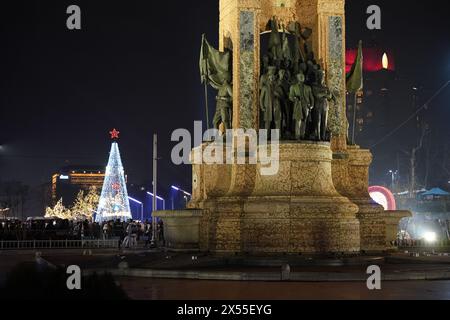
[128,197,144,222]
[146,192,166,211]
[388,170,398,191]
[171,186,192,197]
[171,186,192,208]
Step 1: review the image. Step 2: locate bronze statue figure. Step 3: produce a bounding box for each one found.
[277,69,291,137]
[213,78,233,131]
[312,70,333,141]
[289,73,314,140]
[262,54,270,75]
[281,30,292,68]
[273,69,287,133]
[268,18,282,65]
[260,67,278,132]
[199,34,233,131]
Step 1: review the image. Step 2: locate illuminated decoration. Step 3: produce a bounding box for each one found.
[95,130,132,223]
[110,128,120,140]
[369,186,397,211]
[45,199,71,220]
[382,53,389,70]
[112,182,121,191]
[46,187,99,221]
[70,186,100,221]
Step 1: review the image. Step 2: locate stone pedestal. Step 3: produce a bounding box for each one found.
[332,145,411,252]
[153,210,202,250]
[190,142,360,254]
[383,210,412,249]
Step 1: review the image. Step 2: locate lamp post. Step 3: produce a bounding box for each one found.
[388,170,398,192]
[147,192,166,211]
[171,186,192,209]
[151,134,158,248]
[171,186,192,197]
[128,197,144,222]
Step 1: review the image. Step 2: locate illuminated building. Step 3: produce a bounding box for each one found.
[51,165,105,207]
[346,43,421,188]
[346,46,398,146]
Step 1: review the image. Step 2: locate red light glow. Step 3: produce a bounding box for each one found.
[346,48,395,73]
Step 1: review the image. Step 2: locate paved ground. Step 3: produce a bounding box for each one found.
[2,249,450,300]
[117,277,450,300]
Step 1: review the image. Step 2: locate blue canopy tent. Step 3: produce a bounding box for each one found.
[421,188,450,199]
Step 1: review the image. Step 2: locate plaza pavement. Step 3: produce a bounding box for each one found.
[2,248,450,299]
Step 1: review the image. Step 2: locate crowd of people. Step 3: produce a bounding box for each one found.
[0,218,164,248]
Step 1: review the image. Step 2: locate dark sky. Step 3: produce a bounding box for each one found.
[1,0,449,191]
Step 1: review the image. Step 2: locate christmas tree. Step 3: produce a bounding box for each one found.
[95,129,132,223]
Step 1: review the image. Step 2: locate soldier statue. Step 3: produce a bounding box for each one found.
[260,66,282,133]
[276,68,291,137]
[268,18,282,67]
[273,69,288,134]
[262,55,270,75]
[213,77,233,131]
[312,70,333,141]
[260,63,276,92]
[289,73,314,140]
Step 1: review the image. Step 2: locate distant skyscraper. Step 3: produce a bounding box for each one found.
[95,129,132,223]
[345,44,400,148]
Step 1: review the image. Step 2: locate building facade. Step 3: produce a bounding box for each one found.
[52,166,105,207]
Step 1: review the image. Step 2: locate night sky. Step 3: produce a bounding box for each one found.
[1,0,450,192]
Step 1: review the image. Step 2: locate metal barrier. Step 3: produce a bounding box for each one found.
[0,239,119,250]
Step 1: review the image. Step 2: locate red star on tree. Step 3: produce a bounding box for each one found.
[110,128,120,140]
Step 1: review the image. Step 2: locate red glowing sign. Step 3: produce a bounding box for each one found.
[346,48,395,73]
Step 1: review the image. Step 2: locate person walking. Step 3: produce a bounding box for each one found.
[102,222,109,240]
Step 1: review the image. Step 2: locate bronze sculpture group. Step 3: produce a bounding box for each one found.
[200,18,335,142]
[259,18,335,141]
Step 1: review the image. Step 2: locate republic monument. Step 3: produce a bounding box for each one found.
[157,0,410,255]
